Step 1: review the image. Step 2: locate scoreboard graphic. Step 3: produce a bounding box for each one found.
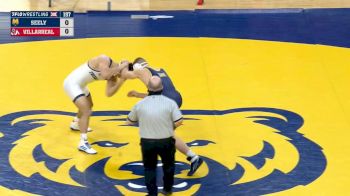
[10,11,74,37]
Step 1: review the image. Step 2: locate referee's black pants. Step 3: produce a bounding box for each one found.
[140,137,176,196]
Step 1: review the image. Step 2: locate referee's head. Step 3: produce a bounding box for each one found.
[148,76,163,92]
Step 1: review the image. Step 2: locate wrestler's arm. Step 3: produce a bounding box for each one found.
[126,69,149,98]
[99,60,115,80]
[106,76,126,97]
[127,90,148,98]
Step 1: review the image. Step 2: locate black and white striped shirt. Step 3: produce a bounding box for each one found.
[128,95,183,139]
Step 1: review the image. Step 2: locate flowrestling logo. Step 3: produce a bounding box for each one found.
[0,107,326,195]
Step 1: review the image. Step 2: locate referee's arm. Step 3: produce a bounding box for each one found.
[126,105,138,125]
[174,117,183,128]
[126,117,137,125]
[172,101,183,129]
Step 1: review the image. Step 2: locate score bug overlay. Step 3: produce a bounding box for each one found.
[10,11,74,37]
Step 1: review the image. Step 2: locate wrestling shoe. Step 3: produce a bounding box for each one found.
[70,120,93,132]
[78,141,97,154]
[187,156,203,176]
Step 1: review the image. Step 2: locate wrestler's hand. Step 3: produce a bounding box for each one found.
[119,60,130,70]
[120,60,129,65]
[127,90,138,97]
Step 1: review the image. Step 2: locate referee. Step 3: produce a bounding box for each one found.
[126,76,183,196]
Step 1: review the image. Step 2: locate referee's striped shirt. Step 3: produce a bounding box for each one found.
[128,94,183,139]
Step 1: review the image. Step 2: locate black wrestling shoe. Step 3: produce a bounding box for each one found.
[162,190,173,195]
[187,156,203,176]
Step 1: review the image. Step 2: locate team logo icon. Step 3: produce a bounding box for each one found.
[11,18,19,26]
[0,107,327,195]
[10,28,20,36]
